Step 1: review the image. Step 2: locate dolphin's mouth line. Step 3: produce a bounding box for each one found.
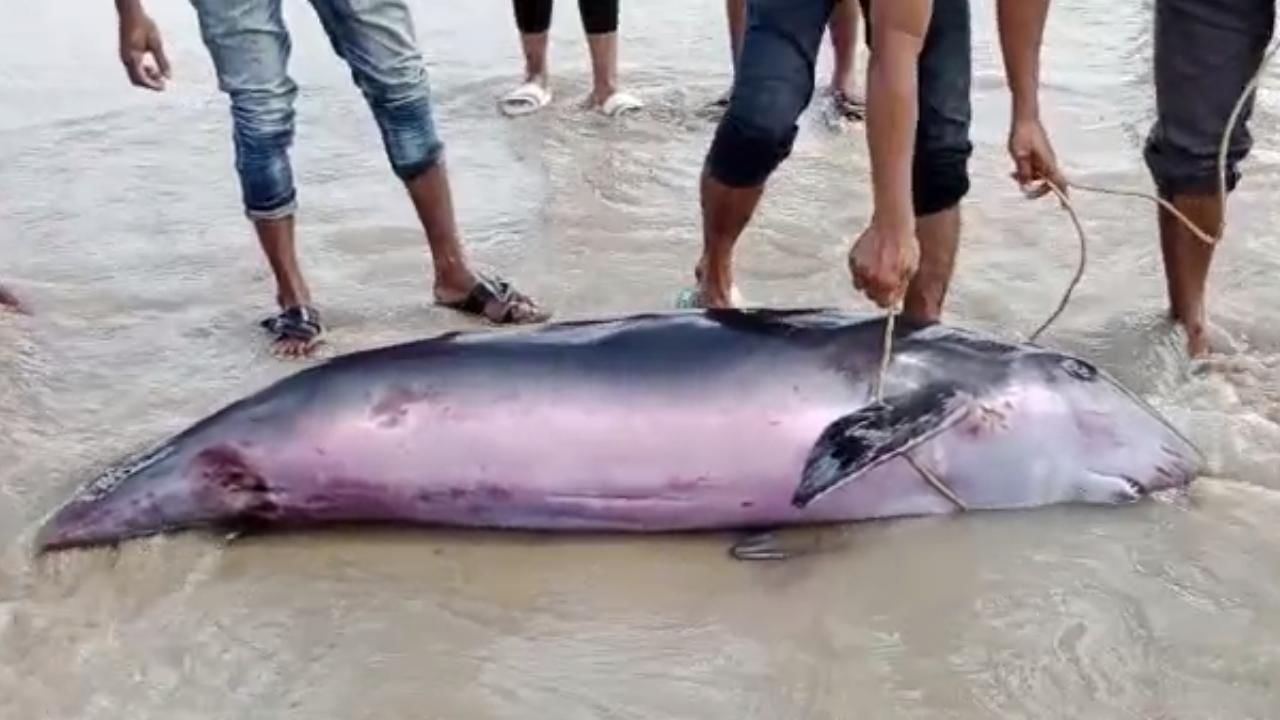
[1122,475,1147,497]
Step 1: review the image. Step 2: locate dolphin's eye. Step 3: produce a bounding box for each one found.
[1060,357,1097,381]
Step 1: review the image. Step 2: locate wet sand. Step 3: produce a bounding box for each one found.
[3,0,1280,717]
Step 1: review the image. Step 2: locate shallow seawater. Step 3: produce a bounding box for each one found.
[2,0,1280,717]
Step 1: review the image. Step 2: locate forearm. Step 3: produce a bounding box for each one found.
[997,0,1050,122]
[865,0,932,228]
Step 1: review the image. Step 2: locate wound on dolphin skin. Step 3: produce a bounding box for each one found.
[195,446,278,518]
[961,399,1013,438]
[370,385,423,428]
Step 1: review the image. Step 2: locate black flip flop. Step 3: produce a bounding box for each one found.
[831,90,865,122]
[438,273,549,325]
[260,305,324,345]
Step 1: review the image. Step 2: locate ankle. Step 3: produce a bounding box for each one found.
[902,293,943,325]
[434,262,475,292]
[829,74,855,97]
[591,81,618,102]
[1170,300,1205,328]
[1178,317,1210,357]
[698,260,733,297]
[276,287,310,309]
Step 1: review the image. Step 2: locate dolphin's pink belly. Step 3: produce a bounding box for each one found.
[255,391,913,530]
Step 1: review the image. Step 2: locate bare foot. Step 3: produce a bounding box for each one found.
[683,262,742,309]
[1184,322,1209,359]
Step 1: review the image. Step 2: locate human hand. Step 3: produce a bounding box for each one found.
[848,218,920,310]
[118,10,171,91]
[1008,117,1067,199]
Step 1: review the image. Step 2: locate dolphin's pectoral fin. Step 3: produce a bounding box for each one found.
[728,527,855,561]
[792,383,970,508]
[729,531,791,561]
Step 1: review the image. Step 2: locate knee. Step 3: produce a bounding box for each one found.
[913,148,971,216]
[363,72,445,181]
[705,82,809,188]
[229,88,296,154]
[226,89,297,218]
[1143,125,1246,197]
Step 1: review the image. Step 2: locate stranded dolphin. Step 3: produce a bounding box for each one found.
[34,308,1202,554]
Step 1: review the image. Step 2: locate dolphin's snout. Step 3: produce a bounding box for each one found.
[1154,441,1200,489]
[35,503,102,552]
[34,440,199,553]
[34,496,136,552]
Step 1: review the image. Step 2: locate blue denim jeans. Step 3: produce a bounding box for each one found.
[707,0,973,216]
[189,0,445,220]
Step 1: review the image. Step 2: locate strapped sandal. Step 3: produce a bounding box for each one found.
[830,89,865,122]
[260,305,324,347]
[438,273,549,325]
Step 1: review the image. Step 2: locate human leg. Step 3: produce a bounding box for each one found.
[826,0,864,120]
[906,0,972,324]
[500,0,554,115]
[1143,0,1273,356]
[695,0,836,307]
[860,0,973,323]
[190,0,322,357]
[309,0,548,323]
[577,0,640,113]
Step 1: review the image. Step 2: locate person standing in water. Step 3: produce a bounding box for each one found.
[498,0,644,117]
[690,0,1065,325]
[1141,0,1272,357]
[113,0,549,359]
[718,0,865,122]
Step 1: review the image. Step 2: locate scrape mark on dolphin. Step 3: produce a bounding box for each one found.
[77,441,177,503]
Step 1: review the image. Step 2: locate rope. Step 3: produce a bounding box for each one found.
[872,308,897,404]
[863,39,1278,511]
[1020,36,1278,341]
[1026,178,1088,342]
[905,454,968,511]
[1218,39,1280,238]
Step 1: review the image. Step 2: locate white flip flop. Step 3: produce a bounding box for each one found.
[597,90,644,117]
[499,81,553,117]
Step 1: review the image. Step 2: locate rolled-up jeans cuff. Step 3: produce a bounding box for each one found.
[245,196,297,221]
